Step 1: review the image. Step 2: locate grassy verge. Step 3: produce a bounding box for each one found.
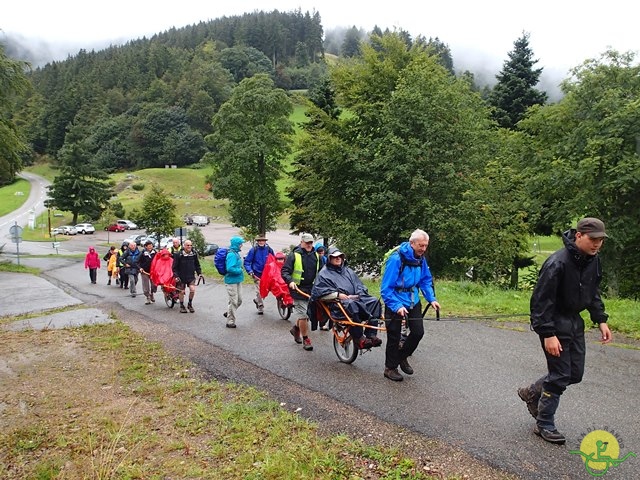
[0,179,31,217]
[0,321,442,479]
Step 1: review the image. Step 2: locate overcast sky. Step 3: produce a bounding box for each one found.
[2,0,638,97]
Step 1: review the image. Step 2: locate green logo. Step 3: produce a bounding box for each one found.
[569,428,636,477]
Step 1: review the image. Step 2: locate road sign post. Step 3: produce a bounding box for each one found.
[9,222,23,265]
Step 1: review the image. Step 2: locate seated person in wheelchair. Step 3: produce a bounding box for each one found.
[311,247,383,349]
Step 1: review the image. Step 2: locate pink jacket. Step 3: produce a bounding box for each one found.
[84,247,101,269]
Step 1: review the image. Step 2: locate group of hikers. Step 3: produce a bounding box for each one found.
[87,237,202,312]
[84,216,613,446]
[220,230,440,386]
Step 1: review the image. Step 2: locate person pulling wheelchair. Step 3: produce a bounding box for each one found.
[381,229,441,382]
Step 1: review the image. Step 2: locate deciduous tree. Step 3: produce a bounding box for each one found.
[205,74,293,237]
[519,50,640,296]
[130,184,180,243]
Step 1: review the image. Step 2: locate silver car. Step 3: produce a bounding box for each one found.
[59,225,78,235]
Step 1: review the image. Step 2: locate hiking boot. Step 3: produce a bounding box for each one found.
[384,368,403,382]
[357,337,373,350]
[303,338,313,351]
[257,306,264,315]
[188,304,195,313]
[369,336,382,347]
[290,325,302,344]
[180,304,188,313]
[533,425,566,445]
[145,298,151,305]
[226,321,236,328]
[150,295,155,303]
[399,358,414,375]
[518,387,539,419]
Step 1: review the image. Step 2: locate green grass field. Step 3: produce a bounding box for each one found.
[0,179,31,217]
[110,167,230,221]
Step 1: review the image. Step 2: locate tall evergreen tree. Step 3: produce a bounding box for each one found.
[341,27,363,58]
[488,32,547,129]
[0,45,31,185]
[46,143,114,224]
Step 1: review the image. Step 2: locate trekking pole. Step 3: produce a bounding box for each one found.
[422,302,441,321]
[399,314,408,349]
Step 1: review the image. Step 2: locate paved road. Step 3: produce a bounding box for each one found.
[4,174,639,479]
[14,249,636,480]
[0,172,50,250]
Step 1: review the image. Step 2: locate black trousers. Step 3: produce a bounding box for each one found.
[384,303,424,369]
[540,334,586,395]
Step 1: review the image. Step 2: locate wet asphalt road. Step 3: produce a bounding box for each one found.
[14,250,637,480]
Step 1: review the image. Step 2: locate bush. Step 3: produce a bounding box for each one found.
[189,227,206,256]
[132,183,145,191]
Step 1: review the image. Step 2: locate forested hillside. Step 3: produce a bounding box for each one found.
[2,11,639,298]
[13,10,325,169]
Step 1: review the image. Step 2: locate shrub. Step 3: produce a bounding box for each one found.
[132,183,145,191]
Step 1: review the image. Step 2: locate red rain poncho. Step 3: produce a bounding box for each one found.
[150,248,175,288]
[259,253,293,306]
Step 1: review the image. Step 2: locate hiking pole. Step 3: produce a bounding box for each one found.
[422,302,441,321]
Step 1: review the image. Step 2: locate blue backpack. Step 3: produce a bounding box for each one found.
[214,247,229,275]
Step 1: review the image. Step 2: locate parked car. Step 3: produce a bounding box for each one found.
[105,223,126,232]
[74,223,95,234]
[202,243,219,256]
[191,215,209,227]
[116,219,138,230]
[50,227,64,236]
[144,234,172,249]
[58,225,78,235]
[124,234,146,245]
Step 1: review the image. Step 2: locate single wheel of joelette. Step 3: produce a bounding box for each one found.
[165,292,175,308]
[277,297,292,320]
[333,323,358,364]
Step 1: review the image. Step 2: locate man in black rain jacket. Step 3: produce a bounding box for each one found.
[518,217,612,445]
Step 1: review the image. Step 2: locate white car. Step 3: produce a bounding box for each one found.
[144,234,172,249]
[74,223,95,234]
[52,225,77,235]
[116,219,138,230]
